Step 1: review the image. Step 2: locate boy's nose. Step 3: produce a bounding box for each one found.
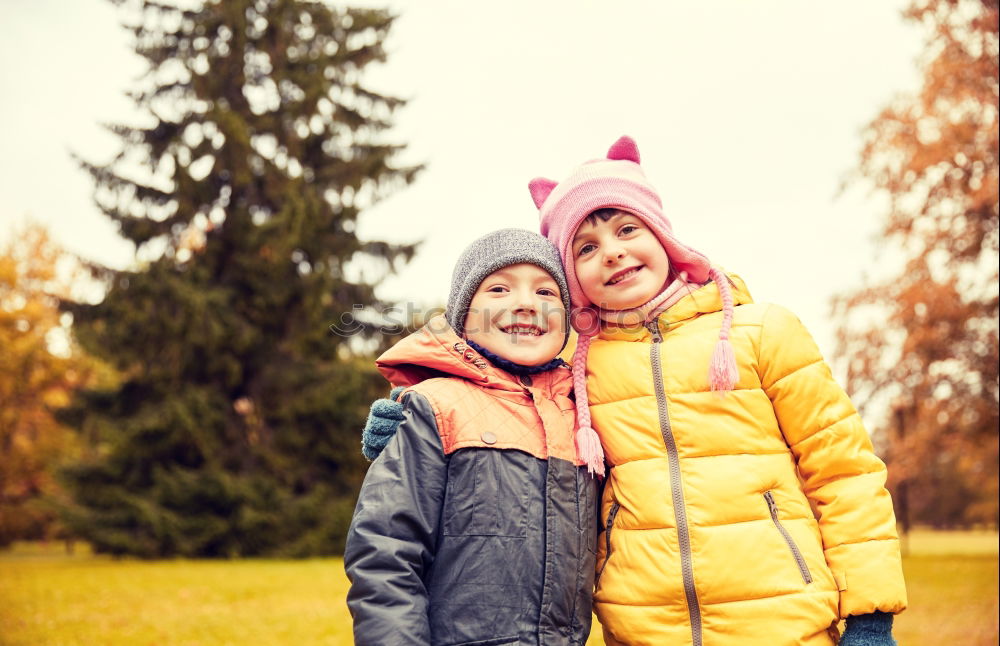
[513,300,538,314]
[512,289,539,313]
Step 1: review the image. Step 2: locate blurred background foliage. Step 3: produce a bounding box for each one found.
[0,0,996,559]
[0,225,112,547]
[834,0,998,534]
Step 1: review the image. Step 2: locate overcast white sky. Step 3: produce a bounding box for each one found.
[0,0,926,359]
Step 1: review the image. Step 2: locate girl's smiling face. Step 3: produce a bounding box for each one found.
[463,263,567,366]
[571,210,671,311]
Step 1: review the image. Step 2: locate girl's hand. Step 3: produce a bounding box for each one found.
[361,387,405,461]
[838,611,897,646]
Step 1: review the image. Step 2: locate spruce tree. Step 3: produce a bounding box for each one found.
[58,0,419,557]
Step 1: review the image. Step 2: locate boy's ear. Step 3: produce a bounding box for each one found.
[607,135,640,163]
[529,177,558,209]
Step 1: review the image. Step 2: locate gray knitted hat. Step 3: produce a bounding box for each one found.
[445,228,571,337]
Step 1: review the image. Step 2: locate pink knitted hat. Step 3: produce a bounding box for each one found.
[531,135,713,321]
[528,136,739,477]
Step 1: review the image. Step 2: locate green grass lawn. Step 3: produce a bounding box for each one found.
[1,529,996,645]
[891,529,999,646]
[0,545,353,646]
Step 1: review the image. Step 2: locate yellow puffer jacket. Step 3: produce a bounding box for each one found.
[586,274,906,646]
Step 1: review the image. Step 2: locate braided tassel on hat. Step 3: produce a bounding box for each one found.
[708,267,738,392]
[571,334,605,477]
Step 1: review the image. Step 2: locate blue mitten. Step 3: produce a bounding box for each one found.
[361,386,405,461]
[838,611,896,646]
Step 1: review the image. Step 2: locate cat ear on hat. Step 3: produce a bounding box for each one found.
[529,177,558,209]
[607,135,640,163]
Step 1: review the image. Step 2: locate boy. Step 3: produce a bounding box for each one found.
[344,229,597,646]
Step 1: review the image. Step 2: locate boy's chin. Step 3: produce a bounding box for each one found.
[496,345,559,366]
[475,336,561,367]
[505,352,559,367]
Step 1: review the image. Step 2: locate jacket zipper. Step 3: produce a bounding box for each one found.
[763,490,813,584]
[647,318,703,646]
[595,501,621,589]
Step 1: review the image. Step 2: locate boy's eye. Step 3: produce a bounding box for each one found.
[487,286,508,293]
[537,288,558,297]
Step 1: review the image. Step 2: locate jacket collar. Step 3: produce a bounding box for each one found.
[376,315,573,397]
[598,271,754,342]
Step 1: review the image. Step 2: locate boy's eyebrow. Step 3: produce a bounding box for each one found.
[482,268,532,282]
[484,268,559,288]
[487,268,516,280]
[533,275,560,290]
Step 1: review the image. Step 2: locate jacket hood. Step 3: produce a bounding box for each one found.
[377,315,571,395]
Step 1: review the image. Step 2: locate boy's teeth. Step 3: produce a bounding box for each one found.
[501,325,541,336]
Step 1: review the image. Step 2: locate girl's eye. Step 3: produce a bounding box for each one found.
[620,224,638,235]
[577,243,596,256]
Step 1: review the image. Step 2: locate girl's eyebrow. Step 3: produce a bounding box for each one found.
[573,211,632,244]
[612,212,641,225]
[572,227,597,245]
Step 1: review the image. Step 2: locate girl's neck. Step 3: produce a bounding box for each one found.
[464,339,566,376]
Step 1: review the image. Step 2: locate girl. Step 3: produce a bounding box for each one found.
[526,136,907,646]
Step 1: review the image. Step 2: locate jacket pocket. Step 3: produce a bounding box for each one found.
[763,490,813,584]
[445,636,519,646]
[595,501,621,589]
[443,449,530,538]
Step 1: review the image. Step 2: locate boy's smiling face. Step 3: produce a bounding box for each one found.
[571,210,671,311]
[463,263,566,366]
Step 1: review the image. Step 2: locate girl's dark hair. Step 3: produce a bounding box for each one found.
[583,208,620,227]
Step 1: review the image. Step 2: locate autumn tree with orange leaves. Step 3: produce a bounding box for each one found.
[834,0,998,530]
[0,225,105,546]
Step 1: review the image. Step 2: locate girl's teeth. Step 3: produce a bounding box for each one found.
[612,269,637,284]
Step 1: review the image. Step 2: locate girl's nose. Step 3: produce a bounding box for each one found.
[603,246,626,264]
